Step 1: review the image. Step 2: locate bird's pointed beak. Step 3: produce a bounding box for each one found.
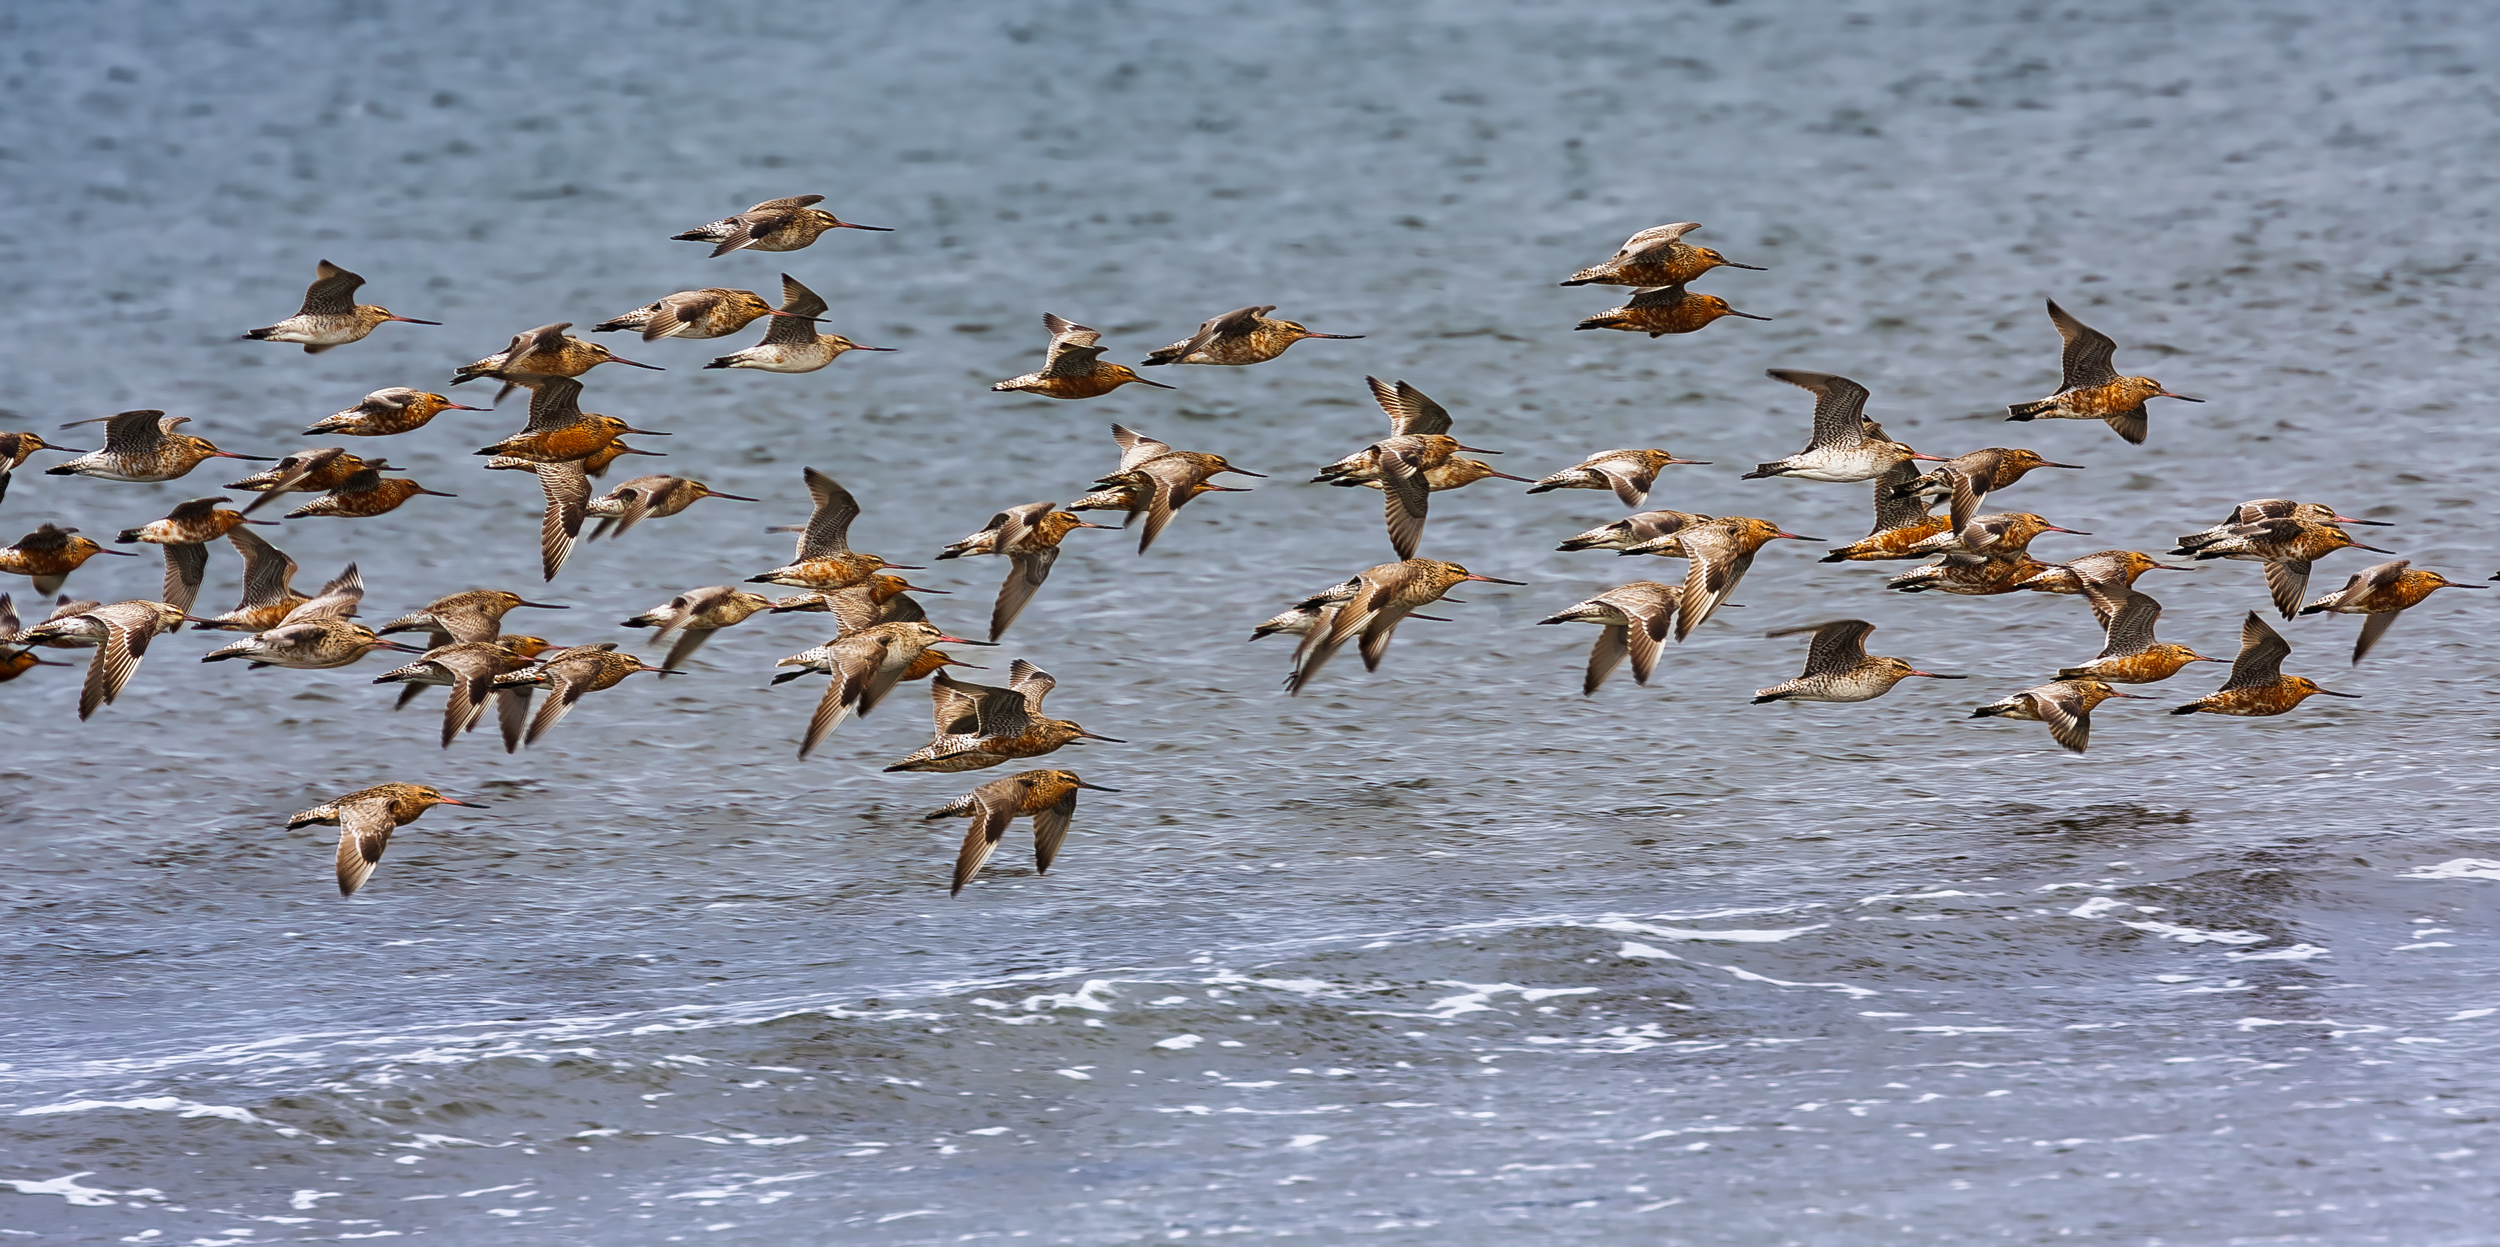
[1302,333,1364,340]
[416,488,459,498]
[517,600,569,610]
[1721,261,1769,271]
[621,426,674,437]
[1909,452,1949,462]
[1130,377,1177,389]
[2046,462,2088,470]
[1218,467,1268,478]
[435,797,485,808]
[706,492,761,503]
[2156,391,2203,402]
[1462,574,1526,585]
[1454,445,1505,455]
[1906,670,1967,679]
[2353,543,2396,555]
[898,583,951,595]
[93,546,140,556]
[213,451,276,461]
[241,517,284,525]
[1664,455,1712,465]
[1072,520,1117,529]
[2330,514,2393,526]
[1727,309,1774,321]
[1774,531,1824,541]
[1074,781,1122,792]
[386,316,442,325]
[608,356,666,371]
[2103,690,2149,698]
[2314,689,2362,698]
[1202,484,1254,493]
[1078,730,1127,743]
[934,635,998,646]
[1485,470,1539,483]
[879,562,926,571]
[849,345,900,352]
[836,221,894,232]
[378,640,430,653]
[762,309,823,320]
[444,403,490,412]
[2146,562,2195,571]
[2043,527,2092,536]
[46,445,90,454]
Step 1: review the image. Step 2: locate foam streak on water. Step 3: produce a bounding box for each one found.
[3,0,2497,1242]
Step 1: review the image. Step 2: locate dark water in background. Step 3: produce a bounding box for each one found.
[3,0,2497,1241]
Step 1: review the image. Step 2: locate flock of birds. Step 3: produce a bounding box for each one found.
[0,206,2474,897]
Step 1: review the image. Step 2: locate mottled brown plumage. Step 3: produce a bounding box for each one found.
[749,468,920,591]
[1140,305,1362,367]
[2004,299,2201,444]
[991,314,1172,399]
[1753,619,1962,704]
[2300,559,2483,664]
[1537,580,1678,695]
[243,260,438,352]
[2170,612,2358,717]
[1561,222,1765,288]
[1970,678,2141,753]
[885,661,1121,772]
[925,769,1119,895]
[303,389,485,438]
[1573,284,1769,337]
[671,194,891,257]
[287,783,481,896]
[1286,559,1521,693]
[0,523,136,596]
[46,411,268,483]
[2056,590,2218,684]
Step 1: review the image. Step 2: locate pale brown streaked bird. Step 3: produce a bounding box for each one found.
[371,637,554,749]
[2300,559,2483,664]
[884,661,1122,773]
[16,599,186,720]
[1286,558,1521,694]
[671,194,891,257]
[1,431,80,505]
[1752,618,1963,705]
[937,501,1115,641]
[1,523,137,596]
[491,643,675,747]
[2016,549,2194,620]
[2174,499,2393,555]
[1140,305,1363,367]
[749,468,921,591]
[2056,590,2221,685]
[1970,678,2142,753]
[2005,299,2202,445]
[2172,517,2391,621]
[766,572,950,628]
[593,287,782,341]
[46,411,270,483]
[1560,222,1765,288]
[117,497,273,619]
[1819,462,1950,563]
[2170,612,2359,718]
[703,275,895,373]
[1742,371,1945,484]
[286,783,482,896]
[775,619,994,759]
[471,377,671,465]
[1618,517,1820,640]
[1072,424,1263,554]
[1537,580,1678,696]
[925,769,1120,896]
[202,615,421,671]
[303,388,486,438]
[453,323,662,406]
[1885,553,2055,597]
[585,475,758,542]
[1892,447,2087,535]
[243,260,438,353]
[1314,377,1524,560]
[379,588,568,650]
[990,313,1173,400]
[1526,448,1710,508]
[621,585,778,675]
[1557,509,1716,554]
[1573,284,1770,337]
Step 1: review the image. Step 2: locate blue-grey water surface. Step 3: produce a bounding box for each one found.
[2,1,2497,1242]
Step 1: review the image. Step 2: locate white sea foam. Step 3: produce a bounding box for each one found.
[13,1096,312,1139]
[2402,859,2500,881]
[0,1172,141,1206]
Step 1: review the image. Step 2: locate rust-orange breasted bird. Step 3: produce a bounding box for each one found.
[2170,612,2358,717]
[2300,559,2483,664]
[1140,305,1362,367]
[2005,299,2201,445]
[925,769,1119,896]
[1560,222,1765,288]
[287,784,482,896]
[1573,284,1769,337]
[991,314,1172,400]
[671,194,891,257]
